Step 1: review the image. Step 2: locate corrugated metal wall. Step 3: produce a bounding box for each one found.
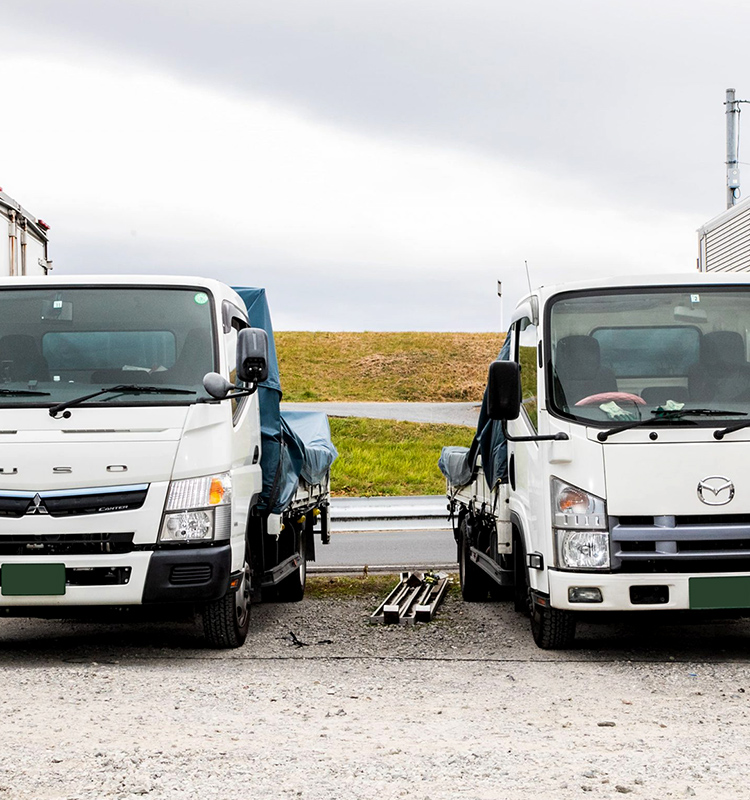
[701,202,750,272]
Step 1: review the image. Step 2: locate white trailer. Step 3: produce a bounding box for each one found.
[442,272,750,649]
[0,190,52,276]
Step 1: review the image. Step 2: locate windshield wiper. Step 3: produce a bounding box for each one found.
[0,388,51,397]
[714,418,750,439]
[49,384,196,418]
[598,408,747,442]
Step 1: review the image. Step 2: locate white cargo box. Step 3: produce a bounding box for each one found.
[0,190,51,277]
[698,197,750,272]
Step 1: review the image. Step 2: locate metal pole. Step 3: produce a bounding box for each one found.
[7,210,16,277]
[497,280,503,333]
[726,88,740,208]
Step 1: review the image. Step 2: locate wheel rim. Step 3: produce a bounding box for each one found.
[298,529,307,588]
[235,561,250,628]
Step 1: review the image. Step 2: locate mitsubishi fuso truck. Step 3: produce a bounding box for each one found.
[0,276,336,648]
[1,189,52,276]
[441,272,750,648]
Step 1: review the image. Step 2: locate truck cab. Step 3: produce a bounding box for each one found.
[444,273,750,647]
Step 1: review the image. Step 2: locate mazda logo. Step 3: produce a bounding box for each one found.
[697,476,735,506]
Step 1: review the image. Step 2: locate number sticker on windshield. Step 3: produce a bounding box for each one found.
[194,292,209,305]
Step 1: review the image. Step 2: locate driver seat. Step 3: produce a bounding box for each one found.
[688,330,750,402]
[553,335,617,408]
[0,335,50,383]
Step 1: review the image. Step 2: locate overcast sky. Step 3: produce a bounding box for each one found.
[1,0,745,329]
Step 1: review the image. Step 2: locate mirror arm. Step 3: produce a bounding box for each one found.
[199,381,259,403]
[224,382,259,399]
[501,421,569,442]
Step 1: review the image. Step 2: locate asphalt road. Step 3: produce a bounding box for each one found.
[313,528,457,570]
[281,400,480,427]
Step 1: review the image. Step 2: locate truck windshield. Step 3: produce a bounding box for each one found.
[547,287,750,426]
[0,286,215,407]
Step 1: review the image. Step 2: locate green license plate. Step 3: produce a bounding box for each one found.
[1,564,66,596]
[689,576,750,610]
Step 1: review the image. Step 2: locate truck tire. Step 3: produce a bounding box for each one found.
[530,599,576,650]
[202,557,251,649]
[458,518,488,602]
[275,523,307,603]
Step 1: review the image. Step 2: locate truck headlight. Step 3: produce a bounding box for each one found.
[159,473,232,543]
[161,509,215,542]
[551,478,609,569]
[556,530,610,570]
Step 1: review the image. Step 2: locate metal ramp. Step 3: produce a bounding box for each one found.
[370,571,450,625]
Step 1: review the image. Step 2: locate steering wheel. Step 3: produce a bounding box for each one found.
[575,392,647,407]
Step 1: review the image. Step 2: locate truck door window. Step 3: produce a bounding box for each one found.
[515,317,538,431]
[227,315,249,421]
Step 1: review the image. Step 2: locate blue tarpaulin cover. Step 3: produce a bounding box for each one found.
[438,336,510,489]
[233,287,338,514]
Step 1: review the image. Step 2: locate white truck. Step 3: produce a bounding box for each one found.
[1,189,52,276]
[441,272,750,648]
[0,276,335,647]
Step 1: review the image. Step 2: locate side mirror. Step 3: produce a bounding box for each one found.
[487,361,521,421]
[203,372,234,400]
[237,327,269,385]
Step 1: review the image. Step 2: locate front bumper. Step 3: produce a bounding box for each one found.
[0,545,232,607]
[142,545,232,604]
[549,568,750,611]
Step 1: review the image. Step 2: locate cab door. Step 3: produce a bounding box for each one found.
[222,302,262,563]
[506,315,545,564]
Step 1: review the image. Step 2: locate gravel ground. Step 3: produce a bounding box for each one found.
[0,582,748,799]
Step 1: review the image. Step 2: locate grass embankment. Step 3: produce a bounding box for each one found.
[276,331,507,496]
[329,417,473,497]
[276,332,505,402]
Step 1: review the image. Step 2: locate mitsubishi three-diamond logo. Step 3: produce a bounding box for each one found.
[25,494,49,515]
[697,476,735,506]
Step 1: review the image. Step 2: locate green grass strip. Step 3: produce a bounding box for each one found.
[329,417,474,497]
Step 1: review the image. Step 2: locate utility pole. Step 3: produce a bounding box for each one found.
[726,88,741,208]
[497,280,503,333]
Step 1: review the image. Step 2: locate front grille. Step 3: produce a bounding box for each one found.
[0,532,134,556]
[0,485,148,518]
[620,514,750,526]
[630,585,669,604]
[617,516,655,526]
[611,514,750,573]
[66,567,131,586]
[169,564,212,585]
